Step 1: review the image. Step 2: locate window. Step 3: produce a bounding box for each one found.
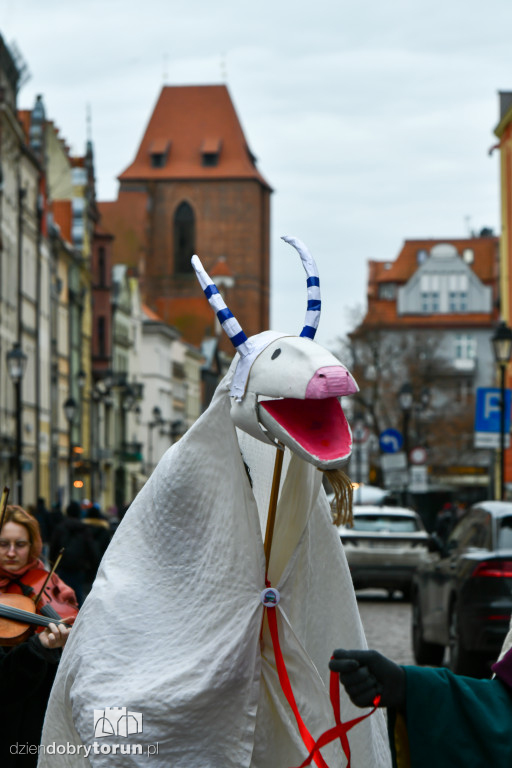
[351,515,419,533]
[72,167,87,186]
[454,334,476,359]
[448,274,468,311]
[151,153,166,168]
[421,292,440,312]
[378,283,396,300]
[498,517,512,549]
[98,316,106,358]
[149,140,170,168]
[173,361,186,379]
[201,139,221,167]
[202,152,219,167]
[173,202,195,274]
[449,291,468,312]
[457,512,491,550]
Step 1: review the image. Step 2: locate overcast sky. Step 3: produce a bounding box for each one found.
[1,0,510,350]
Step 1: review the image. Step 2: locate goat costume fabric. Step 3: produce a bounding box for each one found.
[39,237,391,767]
[39,363,390,767]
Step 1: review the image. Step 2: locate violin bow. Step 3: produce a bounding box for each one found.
[33,548,65,608]
[0,486,10,533]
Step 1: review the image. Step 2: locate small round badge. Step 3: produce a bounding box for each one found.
[260,587,280,607]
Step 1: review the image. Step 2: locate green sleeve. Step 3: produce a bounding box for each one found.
[389,666,512,768]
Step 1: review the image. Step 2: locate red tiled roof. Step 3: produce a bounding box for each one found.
[362,298,493,329]
[142,303,164,322]
[98,191,148,268]
[17,109,30,141]
[210,257,233,277]
[51,200,72,243]
[119,85,271,189]
[375,237,498,285]
[155,296,215,346]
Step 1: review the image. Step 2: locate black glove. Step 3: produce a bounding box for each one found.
[329,649,406,711]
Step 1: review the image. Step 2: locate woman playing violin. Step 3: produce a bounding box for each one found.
[0,505,77,767]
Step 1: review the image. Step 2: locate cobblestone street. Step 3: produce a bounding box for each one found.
[356,590,416,666]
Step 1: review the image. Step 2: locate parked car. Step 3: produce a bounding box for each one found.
[338,505,431,600]
[411,501,512,677]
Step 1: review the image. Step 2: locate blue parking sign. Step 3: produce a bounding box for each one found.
[475,388,511,434]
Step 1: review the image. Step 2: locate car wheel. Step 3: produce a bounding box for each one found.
[448,603,486,677]
[412,592,444,666]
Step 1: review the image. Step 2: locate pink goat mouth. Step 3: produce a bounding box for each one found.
[259,397,352,462]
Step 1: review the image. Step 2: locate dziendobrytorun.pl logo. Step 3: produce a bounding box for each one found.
[10,707,159,758]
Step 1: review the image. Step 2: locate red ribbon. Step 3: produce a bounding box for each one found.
[264,582,380,768]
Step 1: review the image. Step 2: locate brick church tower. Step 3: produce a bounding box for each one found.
[99,85,272,350]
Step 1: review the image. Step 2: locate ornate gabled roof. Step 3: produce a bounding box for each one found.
[118,85,271,189]
[371,237,497,287]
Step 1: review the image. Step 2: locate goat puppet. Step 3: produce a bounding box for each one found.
[39,237,391,768]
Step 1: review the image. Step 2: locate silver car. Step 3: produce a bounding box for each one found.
[338,505,431,599]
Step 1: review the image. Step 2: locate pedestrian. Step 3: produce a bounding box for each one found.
[435,502,455,542]
[82,502,112,595]
[49,501,96,607]
[330,643,512,767]
[0,504,75,768]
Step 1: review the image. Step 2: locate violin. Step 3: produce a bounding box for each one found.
[0,566,78,646]
[0,593,74,646]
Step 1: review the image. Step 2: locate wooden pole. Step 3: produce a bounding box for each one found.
[263,446,284,573]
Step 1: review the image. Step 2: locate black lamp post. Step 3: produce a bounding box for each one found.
[148,406,163,472]
[398,382,413,458]
[491,321,512,500]
[63,396,78,501]
[399,382,413,505]
[6,343,28,505]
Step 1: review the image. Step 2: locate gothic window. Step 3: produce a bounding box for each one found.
[98,316,106,358]
[174,202,195,273]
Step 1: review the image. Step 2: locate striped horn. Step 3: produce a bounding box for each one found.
[281,235,321,339]
[191,255,253,358]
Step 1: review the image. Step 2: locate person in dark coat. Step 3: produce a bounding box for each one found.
[50,501,96,607]
[82,503,112,595]
[330,645,512,768]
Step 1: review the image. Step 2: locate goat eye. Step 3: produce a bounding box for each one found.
[271,348,281,360]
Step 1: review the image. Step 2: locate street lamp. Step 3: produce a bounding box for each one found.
[399,382,413,506]
[6,343,28,504]
[148,406,163,472]
[63,396,78,501]
[491,321,512,500]
[398,382,413,457]
[77,369,86,390]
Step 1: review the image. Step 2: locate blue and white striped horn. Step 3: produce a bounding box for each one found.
[191,255,253,358]
[281,235,321,339]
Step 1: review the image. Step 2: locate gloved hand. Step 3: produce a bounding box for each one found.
[329,649,406,711]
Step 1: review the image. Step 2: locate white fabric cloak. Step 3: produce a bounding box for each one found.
[39,368,391,768]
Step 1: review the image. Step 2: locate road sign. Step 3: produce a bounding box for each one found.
[383,468,408,489]
[353,424,370,444]
[409,446,427,465]
[409,465,429,493]
[381,452,407,471]
[379,428,403,454]
[474,387,511,449]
